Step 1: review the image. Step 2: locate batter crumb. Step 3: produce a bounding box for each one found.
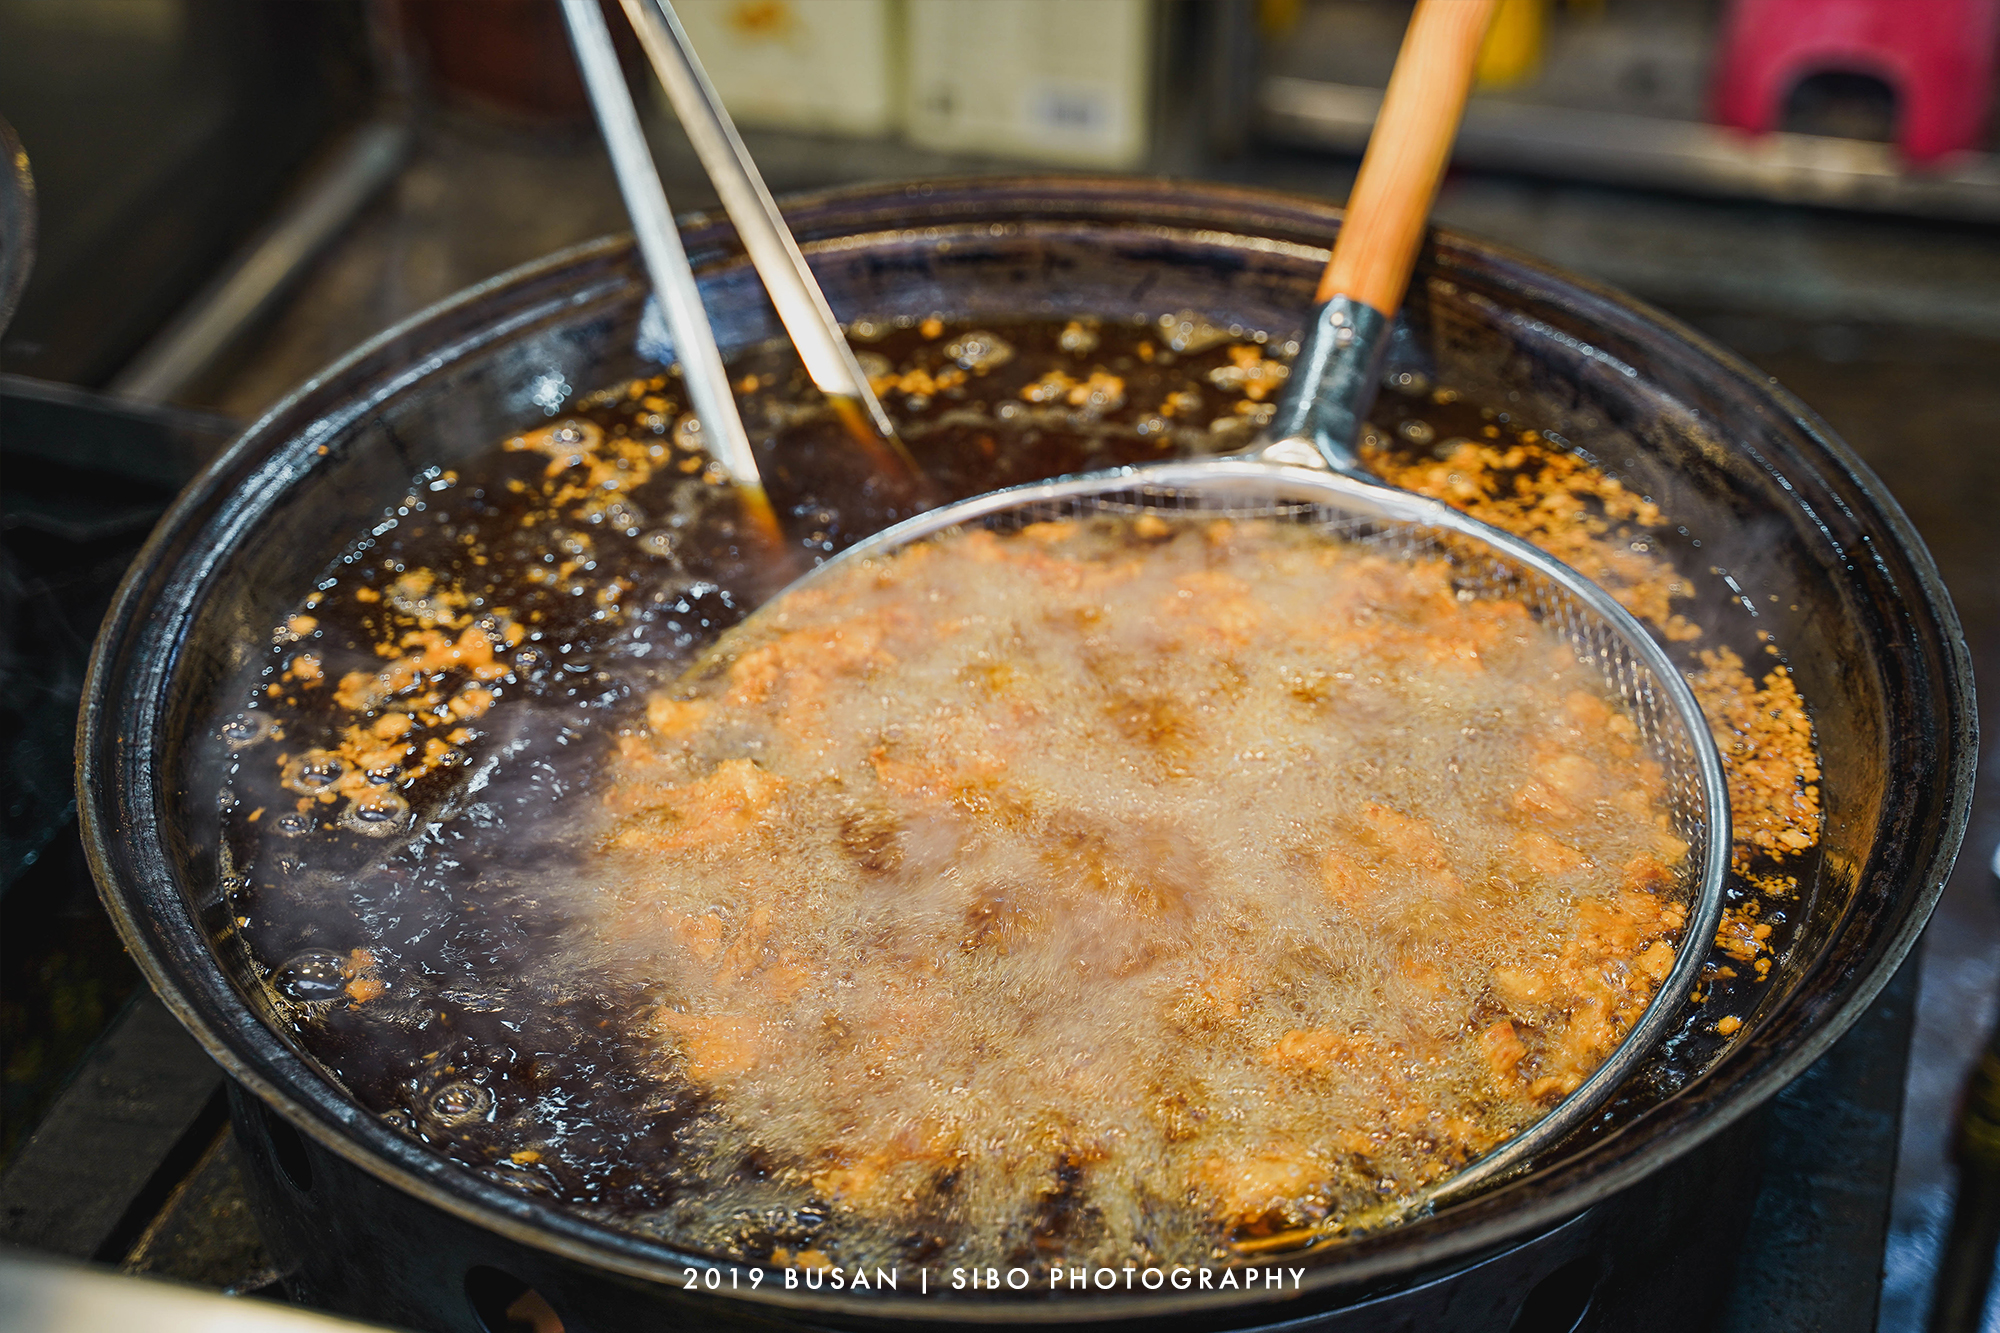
[1361,436,1701,641]
[1689,647,1821,869]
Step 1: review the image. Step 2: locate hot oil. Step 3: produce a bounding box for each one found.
[208,314,1817,1275]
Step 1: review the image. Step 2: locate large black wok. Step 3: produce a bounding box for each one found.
[78,178,1973,1330]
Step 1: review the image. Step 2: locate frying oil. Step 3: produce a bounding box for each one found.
[209,317,1698,1274]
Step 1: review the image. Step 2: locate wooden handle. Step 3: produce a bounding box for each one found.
[1316,0,1498,315]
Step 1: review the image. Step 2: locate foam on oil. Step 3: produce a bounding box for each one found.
[584,516,1688,1268]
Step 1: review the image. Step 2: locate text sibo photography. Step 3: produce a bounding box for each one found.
[730,1264,1311,1294]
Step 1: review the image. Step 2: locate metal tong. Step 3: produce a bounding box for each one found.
[558,0,913,539]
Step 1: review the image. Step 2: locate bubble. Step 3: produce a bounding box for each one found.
[220,712,273,748]
[282,751,343,793]
[342,791,411,837]
[1397,418,1437,446]
[274,811,315,837]
[673,413,705,451]
[1057,321,1099,355]
[273,949,349,1002]
[1156,309,1230,353]
[429,1081,494,1125]
[944,330,1015,373]
[600,498,646,532]
[380,1108,417,1134]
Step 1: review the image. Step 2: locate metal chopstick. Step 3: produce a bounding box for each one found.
[618,0,919,477]
[557,0,778,538]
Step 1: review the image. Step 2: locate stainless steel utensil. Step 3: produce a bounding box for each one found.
[558,0,777,538]
[563,0,921,542]
[619,0,915,479]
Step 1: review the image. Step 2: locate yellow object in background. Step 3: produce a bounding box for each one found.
[1258,0,1303,36]
[1476,0,1546,89]
[670,0,900,136]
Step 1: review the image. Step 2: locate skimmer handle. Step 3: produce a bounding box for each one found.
[1268,0,1497,473]
[1318,0,1496,318]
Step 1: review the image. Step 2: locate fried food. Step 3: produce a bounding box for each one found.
[595,515,1690,1262]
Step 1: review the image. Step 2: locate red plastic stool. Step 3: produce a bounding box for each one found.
[1711,0,2000,163]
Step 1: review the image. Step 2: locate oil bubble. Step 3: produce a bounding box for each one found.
[220,712,273,748]
[273,949,349,1002]
[1157,309,1231,353]
[429,1081,494,1125]
[1397,418,1436,445]
[1057,321,1099,355]
[945,330,1015,373]
[342,791,410,837]
[282,751,344,793]
[600,498,645,532]
[381,1108,416,1134]
[514,646,552,688]
[274,811,315,837]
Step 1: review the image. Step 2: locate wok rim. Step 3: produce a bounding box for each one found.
[76,174,1975,1322]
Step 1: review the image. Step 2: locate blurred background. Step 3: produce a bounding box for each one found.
[0,1,1995,1329]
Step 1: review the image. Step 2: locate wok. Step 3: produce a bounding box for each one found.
[78,177,1974,1328]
